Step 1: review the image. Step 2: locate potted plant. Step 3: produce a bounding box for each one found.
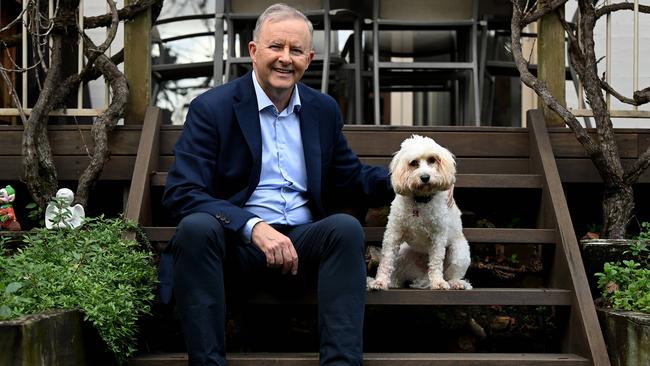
[593,226,650,366]
[0,215,157,365]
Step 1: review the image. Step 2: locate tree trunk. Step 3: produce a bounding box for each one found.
[602,184,634,239]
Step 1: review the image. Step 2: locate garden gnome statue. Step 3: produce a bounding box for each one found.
[45,188,85,229]
[0,185,21,231]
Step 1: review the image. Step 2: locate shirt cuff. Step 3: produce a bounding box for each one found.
[241,217,264,243]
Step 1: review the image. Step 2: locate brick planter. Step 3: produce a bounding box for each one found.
[0,310,85,366]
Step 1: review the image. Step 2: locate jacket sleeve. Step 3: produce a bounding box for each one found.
[162,95,255,232]
[324,98,394,208]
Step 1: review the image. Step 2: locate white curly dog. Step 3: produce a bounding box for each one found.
[368,135,472,290]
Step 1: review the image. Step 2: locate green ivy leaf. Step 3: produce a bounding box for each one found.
[5,282,23,295]
[0,305,11,319]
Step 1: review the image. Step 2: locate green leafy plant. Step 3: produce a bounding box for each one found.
[636,222,650,241]
[25,202,44,226]
[47,195,75,228]
[595,225,650,313]
[0,216,157,364]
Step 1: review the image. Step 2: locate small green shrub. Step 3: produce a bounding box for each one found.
[595,228,650,313]
[0,216,157,364]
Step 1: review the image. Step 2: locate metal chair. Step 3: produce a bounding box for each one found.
[371,0,481,125]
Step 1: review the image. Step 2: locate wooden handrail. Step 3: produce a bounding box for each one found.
[125,106,161,225]
[527,109,610,366]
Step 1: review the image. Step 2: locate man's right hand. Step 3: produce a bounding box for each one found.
[251,221,299,275]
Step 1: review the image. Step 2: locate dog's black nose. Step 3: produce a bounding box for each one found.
[420,174,430,183]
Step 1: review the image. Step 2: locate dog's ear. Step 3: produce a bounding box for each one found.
[390,151,410,196]
[436,147,457,190]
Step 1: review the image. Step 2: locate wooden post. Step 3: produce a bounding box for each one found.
[537,1,566,127]
[124,0,151,124]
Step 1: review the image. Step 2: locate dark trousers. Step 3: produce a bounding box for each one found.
[171,212,366,366]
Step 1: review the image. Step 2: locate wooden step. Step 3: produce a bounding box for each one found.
[364,227,555,243]
[456,173,543,188]
[143,227,556,244]
[150,172,543,188]
[248,288,572,306]
[131,352,590,366]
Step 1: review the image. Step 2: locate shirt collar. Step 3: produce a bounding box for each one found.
[252,70,301,115]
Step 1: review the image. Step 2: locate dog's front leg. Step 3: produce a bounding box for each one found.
[368,227,403,290]
[427,239,450,290]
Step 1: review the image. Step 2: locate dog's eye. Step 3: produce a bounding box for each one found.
[427,157,437,165]
[409,160,419,167]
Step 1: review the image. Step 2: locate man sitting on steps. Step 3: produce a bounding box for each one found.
[162,3,395,365]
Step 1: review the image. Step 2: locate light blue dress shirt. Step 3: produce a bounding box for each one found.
[241,72,313,241]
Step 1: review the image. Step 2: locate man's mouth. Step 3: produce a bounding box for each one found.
[273,68,293,74]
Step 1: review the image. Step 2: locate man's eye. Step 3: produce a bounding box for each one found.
[270,45,282,50]
[290,48,303,55]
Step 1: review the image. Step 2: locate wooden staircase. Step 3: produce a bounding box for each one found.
[125,108,610,365]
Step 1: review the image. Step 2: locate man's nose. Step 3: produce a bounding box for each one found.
[278,46,291,63]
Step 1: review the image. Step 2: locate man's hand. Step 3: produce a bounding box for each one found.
[251,221,298,275]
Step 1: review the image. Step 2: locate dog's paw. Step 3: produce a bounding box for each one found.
[448,279,472,290]
[430,279,451,290]
[367,277,389,291]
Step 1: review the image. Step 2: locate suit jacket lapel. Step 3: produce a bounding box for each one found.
[233,73,262,198]
[297,85,322,209]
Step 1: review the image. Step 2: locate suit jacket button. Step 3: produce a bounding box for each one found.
[224,219,230,224]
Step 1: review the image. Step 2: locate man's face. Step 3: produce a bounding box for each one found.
[249,17,314,99]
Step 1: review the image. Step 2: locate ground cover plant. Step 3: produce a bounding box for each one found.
[0,216,157,364]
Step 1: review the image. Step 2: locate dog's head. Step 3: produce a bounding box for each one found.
[389,134,456,197]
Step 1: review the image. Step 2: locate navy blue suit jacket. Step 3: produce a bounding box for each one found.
[162,72,393,232]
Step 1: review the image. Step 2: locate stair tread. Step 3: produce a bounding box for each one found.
[151,172,543,188]
[143,227,556,244]
[250,288,572,305]
[456,173,543,188]
[132,352,590,365]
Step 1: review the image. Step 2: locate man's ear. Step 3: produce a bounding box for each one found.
[248,41,257,63]
[306,49,315,68]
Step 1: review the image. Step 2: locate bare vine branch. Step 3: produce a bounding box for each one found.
[596,3,650,19]
[510,2,597,156]
[1,0,161,208]
[509,0,644,237]
[75,35,128,207]
[79,0,119,80]
[599,78,638,105]
[521,0,568,24]
[0,67,28,126]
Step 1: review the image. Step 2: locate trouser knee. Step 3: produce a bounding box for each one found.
[322,213,365,256]
[173,212,226,259]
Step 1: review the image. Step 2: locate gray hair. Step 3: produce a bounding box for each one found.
[252,3,314,48]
